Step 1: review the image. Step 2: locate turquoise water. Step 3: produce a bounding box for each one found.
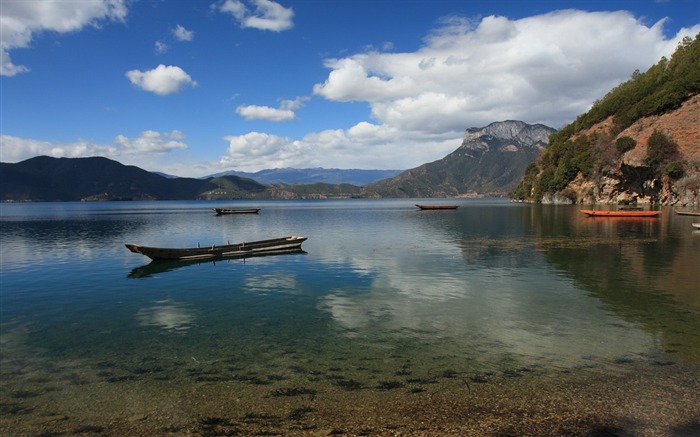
[2,198,699,433]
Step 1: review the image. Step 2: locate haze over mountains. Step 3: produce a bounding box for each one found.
[209,168,402,186]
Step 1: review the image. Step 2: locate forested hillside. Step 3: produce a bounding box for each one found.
[0,156,268,201]
[513,34,700,205]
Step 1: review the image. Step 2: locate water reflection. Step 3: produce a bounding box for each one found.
[2,200,699,436]
[135,299,195,333]
[319,261,657,370]
[2,200,699,373]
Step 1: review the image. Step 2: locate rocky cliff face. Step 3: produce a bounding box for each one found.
[364,120,555,197]
[458,120,553,163]
[552,94,700,206]
[463,120,555,146]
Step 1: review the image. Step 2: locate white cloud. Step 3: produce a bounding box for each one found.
[154,40,168,54]
[0,135,115,161]
[216,0,293,32]
[236,105,295,121]
[313,9,690,134]
[219,124,459,172]
[114,130,188,154]
[222,132,299,165]
[172,24,194,41]
[1,130,187,163]
[126,64,197,95]
[0,0,128,76]
[235,96,309,121]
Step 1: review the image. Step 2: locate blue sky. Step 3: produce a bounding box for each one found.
[1,0,699,177]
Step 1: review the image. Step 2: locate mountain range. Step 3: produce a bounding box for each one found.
[1,120,551,202]
[0,120,553,202]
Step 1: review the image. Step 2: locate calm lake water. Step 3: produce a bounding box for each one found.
[1,198,699,435]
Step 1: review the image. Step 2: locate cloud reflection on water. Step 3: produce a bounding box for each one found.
[318,238,656,370]
[136,299,195,333]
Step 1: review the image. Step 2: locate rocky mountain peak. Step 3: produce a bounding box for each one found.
[363,120,556,197]
[462,120,554,149]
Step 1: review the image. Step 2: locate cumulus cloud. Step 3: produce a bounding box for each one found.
[0,135,116,161]
[235,96,309,121]
[0,0,128,76]
[114,130,188,154]
[1,130,187,163]
[126,64,197,95]
[236,105,295,121]
[313,10,690,132]
[218,122,458,172]
[222,132,298,166]
[218,10,700,172]
[215,0,293,32]
[172,24,194,41]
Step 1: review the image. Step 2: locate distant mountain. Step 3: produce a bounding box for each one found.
[363,121,555,197]
[0,156,268,201]
[152,171,180,179]
[208,168,402,186]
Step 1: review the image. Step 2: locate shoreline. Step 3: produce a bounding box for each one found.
[2,360,699,436]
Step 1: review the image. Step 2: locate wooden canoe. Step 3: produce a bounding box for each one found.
[128,249,306,278]
[126,236,307,261]
[676,211,700,216]
[416,204,458,210]
[692,223,700,229]
[214,207,260,215]
[580,209,661,217]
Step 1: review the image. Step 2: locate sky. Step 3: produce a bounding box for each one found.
[1,0,699,178]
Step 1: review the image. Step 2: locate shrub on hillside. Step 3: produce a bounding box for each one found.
[615,136,637,154]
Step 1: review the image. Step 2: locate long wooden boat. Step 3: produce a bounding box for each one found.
[126,236,307,261]
[128,249,306,278]
[416,204,459,210]
[580,209,661,217]
[214,207,260,215]
[676,210,700,216]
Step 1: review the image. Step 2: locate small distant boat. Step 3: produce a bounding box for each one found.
[214,207,260,215]
[676,210,700,216]
[580,209,661,217]
[126,236,307,261]
[416,204,459,210]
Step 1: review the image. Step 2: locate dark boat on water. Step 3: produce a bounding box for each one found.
[128,249,307,278]
[416,204,458,210]
[214,207,260,215]
[126,236,307,261]
[580,209,661,217]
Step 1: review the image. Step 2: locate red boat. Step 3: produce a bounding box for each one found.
[580,209,661,217]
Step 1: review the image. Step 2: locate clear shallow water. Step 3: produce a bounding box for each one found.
[1,199,699,433]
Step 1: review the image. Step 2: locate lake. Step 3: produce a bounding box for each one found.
[1,198,699,436]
